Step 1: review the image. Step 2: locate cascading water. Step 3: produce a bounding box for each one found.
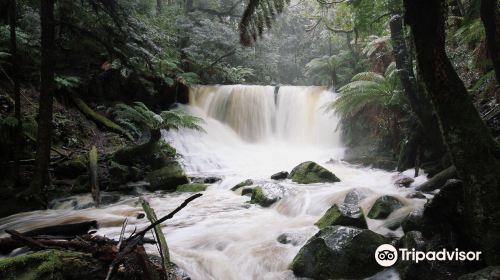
[0,85,428,280]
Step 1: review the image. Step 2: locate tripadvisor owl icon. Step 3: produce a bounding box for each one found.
[375,244,398,267]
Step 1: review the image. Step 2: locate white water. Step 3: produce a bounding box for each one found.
[0,85,428,280]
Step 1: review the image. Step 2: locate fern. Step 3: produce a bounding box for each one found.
[112,102,205,138]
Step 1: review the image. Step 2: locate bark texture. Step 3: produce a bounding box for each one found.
[405,0,500,265]
[31,0,55,195]
[480,0,500,86]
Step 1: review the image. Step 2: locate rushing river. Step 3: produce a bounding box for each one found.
[0,85,428,280]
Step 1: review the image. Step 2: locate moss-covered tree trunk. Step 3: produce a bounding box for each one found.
[388,0,446,171]
[405,0,500,265]
[480,0,500,86]
[31,0,55,196]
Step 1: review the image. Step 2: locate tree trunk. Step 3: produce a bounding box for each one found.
[156,0,162,15]
[481,0,500,86]
[9,0,22,187]
[405,0,500,265]
[31,0,55,196]
[388,0,447,168]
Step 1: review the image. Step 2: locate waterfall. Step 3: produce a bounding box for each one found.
[188,85,341,146]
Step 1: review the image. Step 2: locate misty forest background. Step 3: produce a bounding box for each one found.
[0,0,499,279]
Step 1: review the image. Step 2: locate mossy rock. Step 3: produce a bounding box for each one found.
[230,179,253,191]
[288,161,340,184]
[176,183,207,192]
[271,171,289,180]
[0,250,103,280]
[367,195,403,219]
[250,184,290,207]
[146,161,189,191]
[291,226,387,279]
[315,203,367,230]
[54,155,88,178]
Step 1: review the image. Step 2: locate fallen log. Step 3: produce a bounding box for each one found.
[22,220,99,237]
[416,165,457,192]
[142,198,170,275]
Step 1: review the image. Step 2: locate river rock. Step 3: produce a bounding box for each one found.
[241,187,254,196]
[401,208,424,233]
[277,231,310,246]
[400,230,426,251]
[315,203,367,230]
[393,175,415,188]
[54,155,88,178]
[367,195,404,219]
[291,226,388,279]
[271,171,289,180]
[344,188,369,205]
[145,161,189,191]
[406,191,426,199]
[191,176,221,184]
[250,183,291,207]
[288,161,340,184]
[176,183,207,192]
[231,179,253,191]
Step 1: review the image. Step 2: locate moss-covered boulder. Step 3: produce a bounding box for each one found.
[250,183,291,207]
[176,183,207,192]
[291,226,388,279]
[146,161,188,191]
[230,179,253,191]
[54,155,88,178]
[0,250,103,280]
[288,161,340,184]
[367,195,404,219]
[401,209,424,233]
[315,203,367,230]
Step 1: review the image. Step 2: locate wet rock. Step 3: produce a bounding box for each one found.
[406,191,426,199]
[250,183,291,207]
[367,195,404,219]
[277,231,310,246]
[271,171,289,180]
[136,213,145,219]
[458,266,500,280]
[191,176,221,184]
[400,231,426,251]
[288,161,340,184]
[416,166,457,192]
[315,203,367,230]
[230,179,253,191]
[100,193,121,205]
[344,189,369,205]
[241,187,254,196]
[393,175,415,188]
[291,226,388,279]
[145,161,189,191]
[176,183,207,192]
[401,209,424,233]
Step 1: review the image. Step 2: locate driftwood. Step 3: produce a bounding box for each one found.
[89,146,100,207]
[416,165,457,192]
[142,199,170,275]
[22,220,98,237]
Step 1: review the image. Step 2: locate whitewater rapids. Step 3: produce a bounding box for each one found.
[0,85,428,280]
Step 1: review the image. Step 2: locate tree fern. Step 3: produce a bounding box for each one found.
[328,62,405,117]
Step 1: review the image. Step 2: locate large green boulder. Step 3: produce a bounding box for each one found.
[146,161,188,191]
[0,250,103,280]
[176,183,207,192]
[367,195,404,219]
[288,161,340,184]
[315,203,368,230]
[291,226,388,279]
[250,183,291,207]
[230,179,253,191]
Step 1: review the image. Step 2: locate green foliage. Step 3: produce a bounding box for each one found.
[112,102,205,138]
[329,62,405,117]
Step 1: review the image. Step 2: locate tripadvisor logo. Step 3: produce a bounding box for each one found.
[374,244,482,267]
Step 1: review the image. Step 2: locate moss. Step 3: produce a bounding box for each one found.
[146,161,189,191]
[288,161,340,184]
[176,183,207,192]
[249,186,265,205]
[54,154,88,178]
[315,203,367,230]
[367,195,403,219]
[0,250,101,280]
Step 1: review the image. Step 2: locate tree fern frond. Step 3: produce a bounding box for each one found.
[239,0,291,46]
